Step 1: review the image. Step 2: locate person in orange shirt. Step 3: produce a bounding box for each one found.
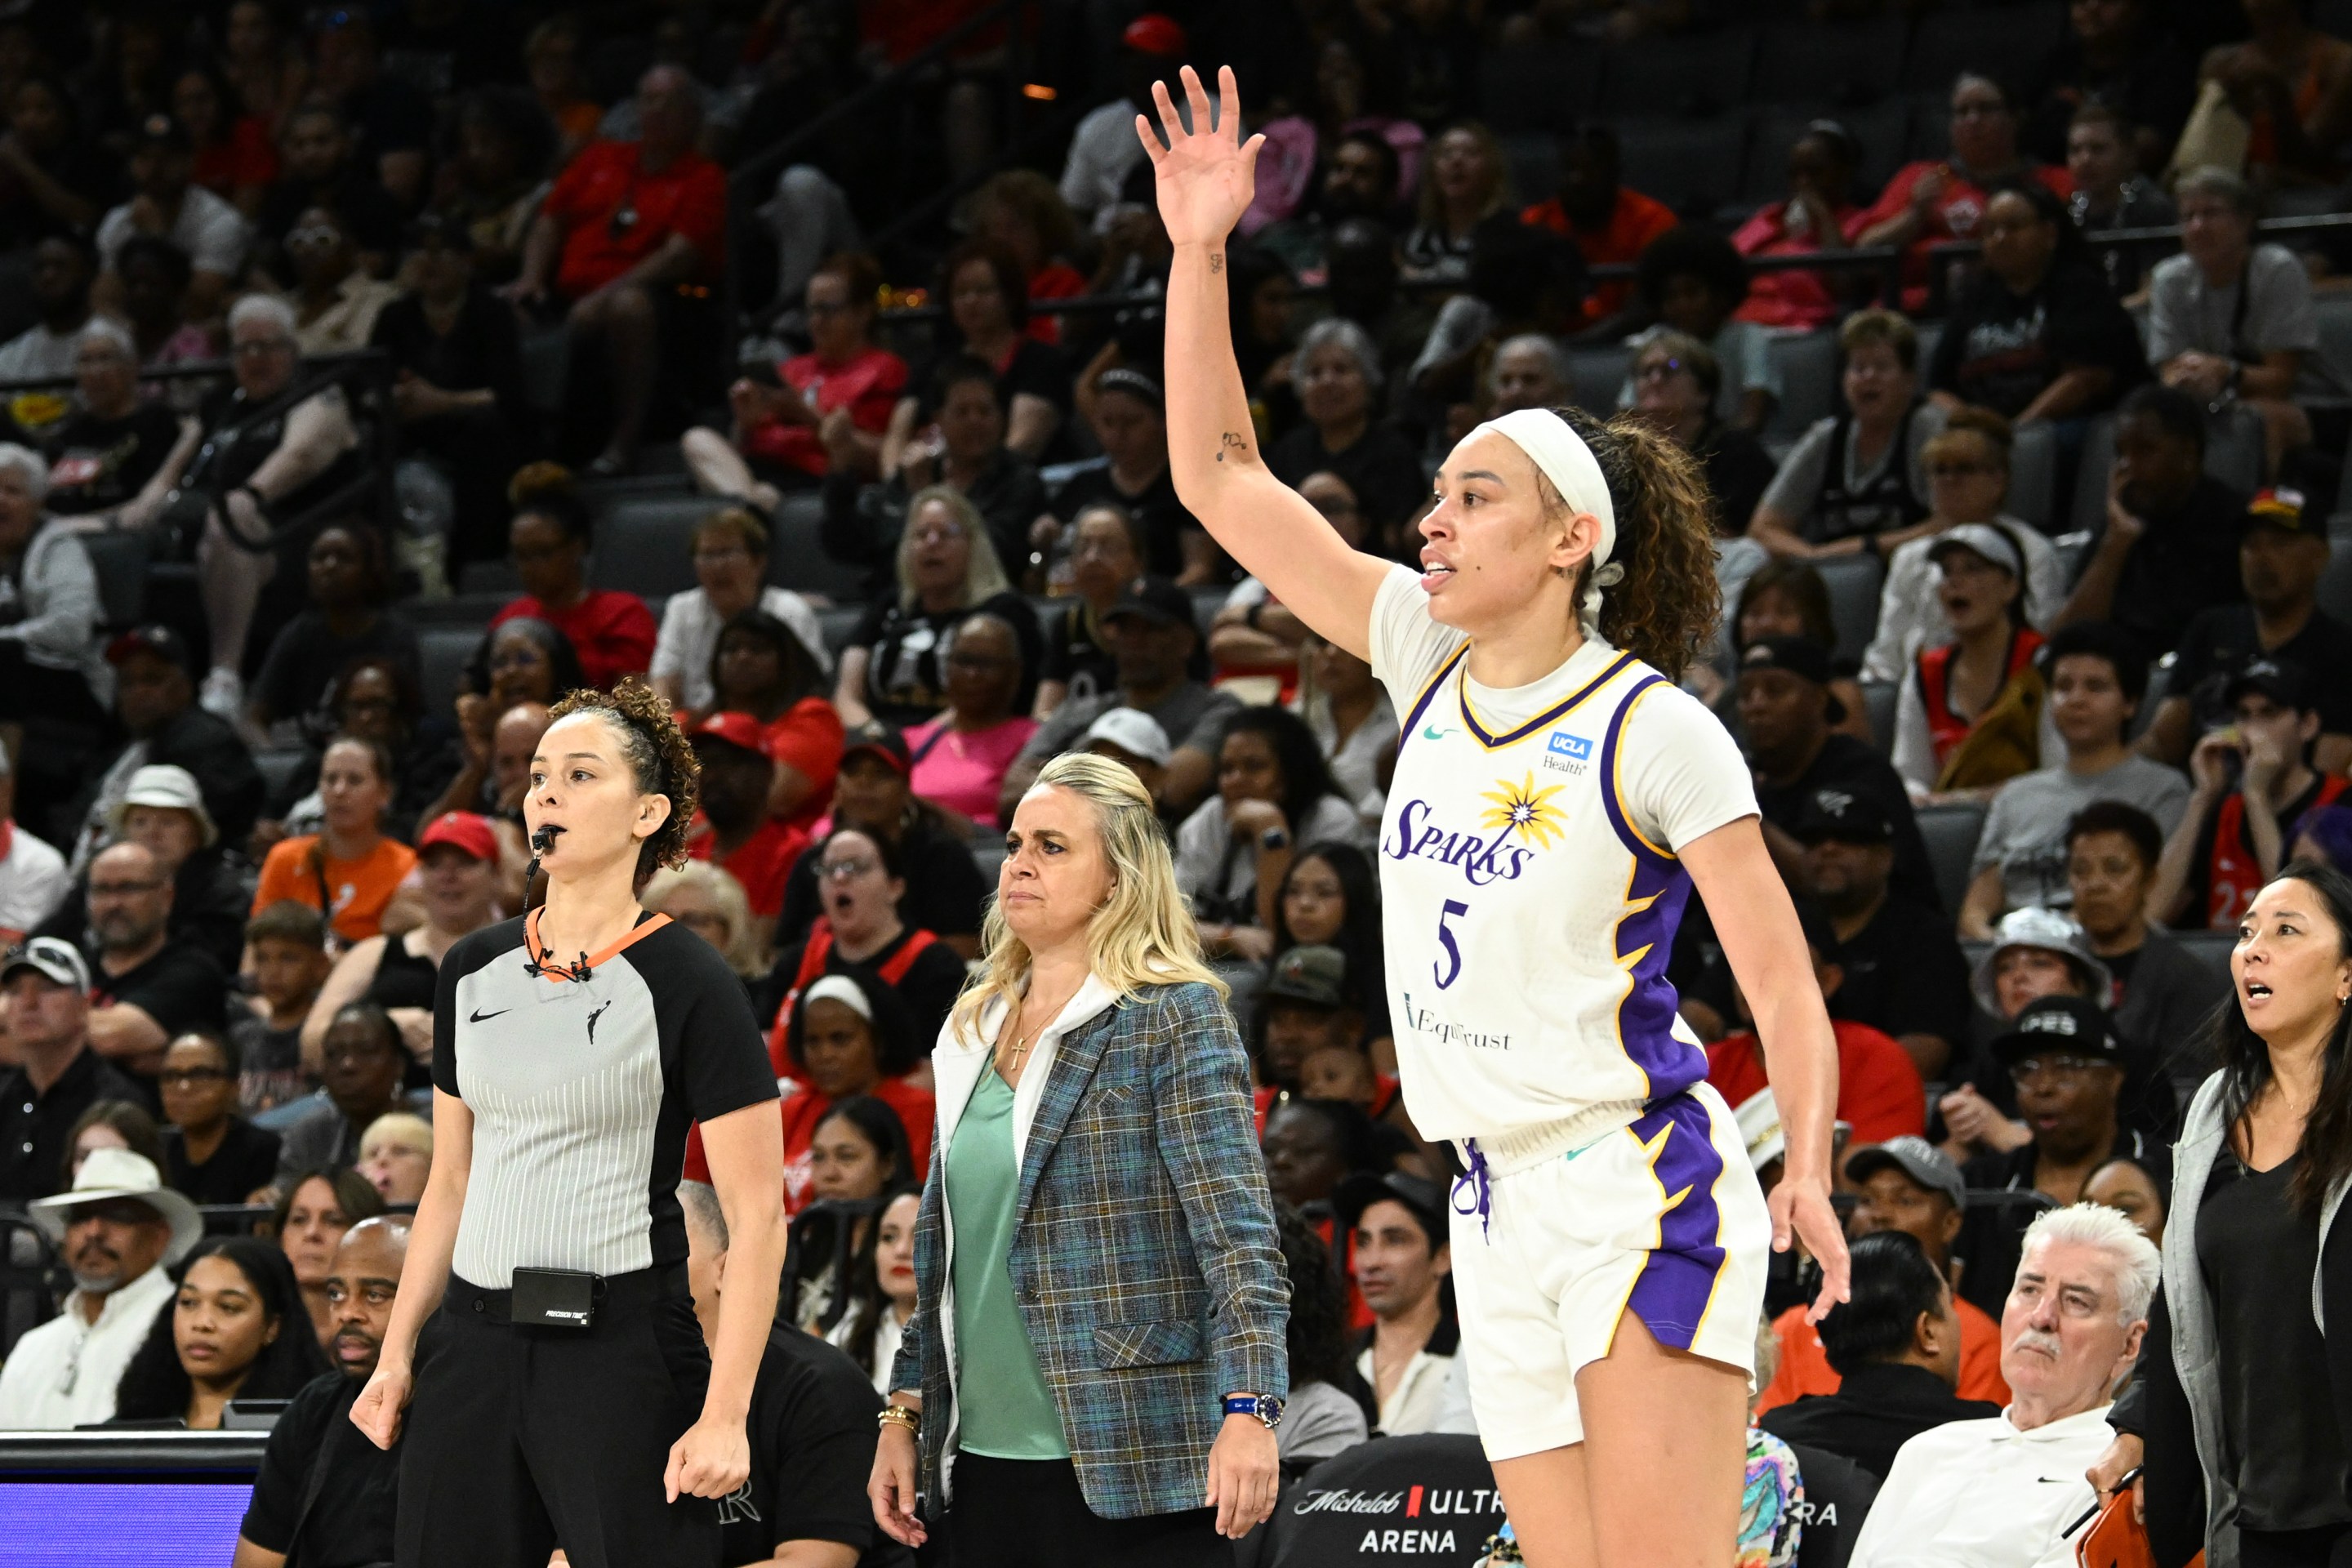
[1756,1137,2011,1414]
[250,736,417,948]
[1518,124,1678,328]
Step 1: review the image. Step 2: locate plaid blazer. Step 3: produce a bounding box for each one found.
[890,978,1289,1521]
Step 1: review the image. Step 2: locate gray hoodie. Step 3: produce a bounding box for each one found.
[0,515,109,706]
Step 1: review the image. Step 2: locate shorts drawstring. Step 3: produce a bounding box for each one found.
[1452,1137,1493,1241]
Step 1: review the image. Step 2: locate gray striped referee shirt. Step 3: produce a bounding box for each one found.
[434,911,777,1289]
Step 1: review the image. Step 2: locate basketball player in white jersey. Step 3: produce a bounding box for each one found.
[1140,68,1851,1568]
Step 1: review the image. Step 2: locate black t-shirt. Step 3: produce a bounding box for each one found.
[250,608,424,731]
[1039,599,1118,707]
[2169,603,2352,738]
[723,1328,913,1568]
[91,939,230,1038]
[1754,735,1942,912]
[776,818,987,951]
[2115,476,2252,662]
[1826,894,1974,1050]
[1267,421,1429,540]
[0,1047,148,1200]
[1927,261,2148,420]
[368,289,524,415]
[1050,462,1202,581]
[41,403,185,517]
[239,1370,400,1566]
[163,1117,283,1204]
[756,926,970,1046]
[849,590,1033,728]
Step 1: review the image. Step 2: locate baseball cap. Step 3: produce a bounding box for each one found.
[692,710,773,757]
[1971,906,2113,1016]
[1739,635,1847,724]
[1263,945,1349,1009]
[418,811,498,862]
[1103,576,1198,631]
[106,623,194,673]
[1121,13,1187,56]
[1333,1170,1446,1243]
[1793,788,1891,847]
[26,1148,203,1264]
[1927,521,2025,579]
[109,764,218,847]
[1733,1088,1785,1173]
[132,113,192,151]
[1990,993,2125,1068]
[840,724,912,778]
[2,935,91,992]
[1082,706,1173,768]
[1844,1134,1967,1210]
[2225,656,2319,715]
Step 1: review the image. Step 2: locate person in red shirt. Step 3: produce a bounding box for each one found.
[680,252,907,511]
[488,463,658,690]
[1731,121,1867,333]
[1519,124,1678,328]
[1852,73,2074,311]
[1754,1135,2012,1414]
[504,65,726,474]
[686,710,810,930]
[1705,905,1927,1145]
[971,168,1089,345]
[706,610,843,833]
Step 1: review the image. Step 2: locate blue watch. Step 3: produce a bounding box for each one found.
[1223,1393,1284,1429]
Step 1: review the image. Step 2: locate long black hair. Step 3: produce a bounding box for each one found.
[112,1237,330,1423]
[1220,706,1339,835]
[1274,1203,1356,1392]
[841,1183,923,1375]
[1271,842,1389,1027]
[786,1099,917,1331]
[2211,859,2352,1216]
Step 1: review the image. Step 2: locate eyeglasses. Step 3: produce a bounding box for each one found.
[2007,1054,2107,1084]
[286,224,341,251]
[160,1067,234,1087]
[89,880,165,897]
[819,858,879,880]
[1633,358,1687,382]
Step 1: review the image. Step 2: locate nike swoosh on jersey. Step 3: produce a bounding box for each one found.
[470,1007,510,1022]
[1422,724,1454,741]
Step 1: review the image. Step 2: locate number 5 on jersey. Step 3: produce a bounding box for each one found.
[1433,900,1469,989]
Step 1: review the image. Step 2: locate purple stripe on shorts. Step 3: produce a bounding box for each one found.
[1622,1093,1730,1352]
[1610,862,1704,1103]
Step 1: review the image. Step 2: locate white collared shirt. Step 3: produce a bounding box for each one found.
[1847,1403,2114,1568]
[0,1265,176,1430]
[1355,1340,1478,1437]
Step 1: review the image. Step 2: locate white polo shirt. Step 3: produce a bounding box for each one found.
[1847,1403,2113,1568]
[0,1265,176,1430]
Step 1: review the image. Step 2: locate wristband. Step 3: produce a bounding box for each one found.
[878,1405,921,1435]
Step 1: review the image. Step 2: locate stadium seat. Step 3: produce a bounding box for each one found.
[1568,345,1630,416]
[588,494,719,599]
[2317,547,2352,624]
[769,492,871,603]
[419,625,483,715]
[459,559,520,595]
[519,325,570,420]
[253,748,309,804]
[2008,421,2059,530]
[1617,118,1752,219]
[1902,4,2066,91]
[2069,414,2118,535]
[2132,654,2170,741]
[969,832,1009,885]
[2313,297,2352,408]
[817,604,864,653]
[2174,928,2237,973]
[1862,677,1900,751]
[1917,800,1988,915]
[1815,551,1885,662]
[1751,16,1909,106]
[78,529,148,629]
[2203,403,2266,497]
[1500,134,1561,214]
[1904,92,1952,163]
[1479,42,1604,135]
[1765,330,1838,447]
[1598,28,1758,119]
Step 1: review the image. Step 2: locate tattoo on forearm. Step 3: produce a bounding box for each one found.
[1215,431,1247,462]
[1209,252,1223,274]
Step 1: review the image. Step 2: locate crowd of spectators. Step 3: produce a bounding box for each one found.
[0,0,2345,1557]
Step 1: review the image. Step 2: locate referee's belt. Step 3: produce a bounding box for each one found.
[446,1263,692,1325]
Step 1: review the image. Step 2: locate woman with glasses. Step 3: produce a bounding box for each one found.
[488,461,657,691]
[158,1028,282,1202]
[1267,318,1424,554]
[835,486,1032,729]
[648,507,829,716]
[1210,470,1364,677]
[1036,502,1145,718]
[1628,332,1776,540]
[682,252,908,514]
[1748,311,1944,563]
[904,611,1038,831]
[764,825,969,1048]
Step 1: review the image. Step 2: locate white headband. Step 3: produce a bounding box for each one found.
[801,974,872,1021]
[1470,408,1621,633]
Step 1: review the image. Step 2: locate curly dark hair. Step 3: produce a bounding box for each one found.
[111,1237,331,1423]
[1273,1203,1354,1390]
[1551,405,1722,681]
[546,676,702,885]
[1219,706,1339,838]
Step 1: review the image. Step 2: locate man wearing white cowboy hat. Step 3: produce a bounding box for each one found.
[33,763,248,973]
[0,1146,202,1429]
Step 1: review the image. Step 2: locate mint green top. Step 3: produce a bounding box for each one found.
[946,1067,1069,1459]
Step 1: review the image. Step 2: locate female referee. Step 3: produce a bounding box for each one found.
[349,680,787,1568]
[1139,68,1851,1568]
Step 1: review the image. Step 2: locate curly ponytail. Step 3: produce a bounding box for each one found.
[1548,405,1722,682]
[546,676,702,886]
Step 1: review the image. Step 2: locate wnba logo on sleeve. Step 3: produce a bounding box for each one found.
[1382,799,1535,884]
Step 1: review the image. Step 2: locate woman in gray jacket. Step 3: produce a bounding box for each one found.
[0,441,109,804]
[2090,859,2352,1568]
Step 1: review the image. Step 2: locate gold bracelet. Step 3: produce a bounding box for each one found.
[877,1405,921,1435]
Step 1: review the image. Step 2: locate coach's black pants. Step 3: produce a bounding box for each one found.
[395,1267,716,1568]
[943,1452,1232,1568]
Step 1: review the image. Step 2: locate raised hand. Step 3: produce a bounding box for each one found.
[1135,65,1263,252]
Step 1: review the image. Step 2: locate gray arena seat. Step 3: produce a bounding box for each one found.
[1599,29,1757,118]
[1617,118,1751,218]
[1751,16,1909,106]
[253,748,309,803]
[2317,549,2352,624]
[1568,345,1630,416]
[1903,5,2065,91]
[1814,551,1885,663]
[1916,801,1988,915]
[2007,421,2059,530]
[768,492,869,603]
[419,626,483,715]
[1861,678,1900,751]
[817,604,865,654]
[78,528,149,629]
[1765,330,1838,447]
[588,494,717,599]
[2132,654,2171,741]
[2173,928,2237,976]
[1500,135,1561,214]
[1480,42,1603,135]
[2069,414,2118,535]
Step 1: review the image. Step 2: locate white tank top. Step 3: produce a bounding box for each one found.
[1367,566,1759,1144]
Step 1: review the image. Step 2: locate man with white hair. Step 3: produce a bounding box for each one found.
[42,318,199,530]
[186,294,361,717]
[0,1147,201,1428]
[1848,1203,2158,1567]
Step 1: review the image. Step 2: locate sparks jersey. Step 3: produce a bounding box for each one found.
[1368,566,1759,1143]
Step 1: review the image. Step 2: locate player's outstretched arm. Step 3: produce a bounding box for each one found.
[1141,65,1391,662]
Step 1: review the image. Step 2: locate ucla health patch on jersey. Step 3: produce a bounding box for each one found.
[1548,731,1592,760]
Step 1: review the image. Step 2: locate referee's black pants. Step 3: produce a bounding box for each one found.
[395,1267,719,1567]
